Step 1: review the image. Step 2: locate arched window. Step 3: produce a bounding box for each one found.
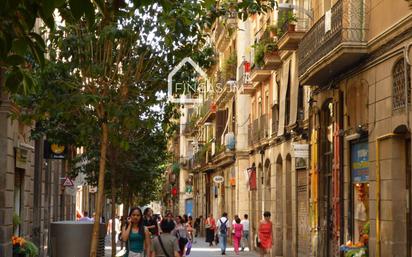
[392,58,411,110]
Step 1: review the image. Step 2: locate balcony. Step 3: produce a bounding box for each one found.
[248,114,269,146]
[263,51,281,69]
[237,62,255,95]
[214,12,237,52]
[250,66,271,83]
[297,0,367,86]
[278,18,309,50]
[198,99,216,125]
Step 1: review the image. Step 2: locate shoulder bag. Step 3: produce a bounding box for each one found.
[158,235,172,257]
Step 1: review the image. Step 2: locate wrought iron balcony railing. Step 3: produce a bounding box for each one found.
[297,0,367,82]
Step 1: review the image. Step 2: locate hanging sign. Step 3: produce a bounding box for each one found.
[213,175,224,183]
[44,141,67,159]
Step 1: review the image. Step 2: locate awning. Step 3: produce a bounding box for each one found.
[277,59,290,136]
[288,52,299,126]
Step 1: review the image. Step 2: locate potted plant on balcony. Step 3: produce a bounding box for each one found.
[253,42,265,68]
[286,12,298,32]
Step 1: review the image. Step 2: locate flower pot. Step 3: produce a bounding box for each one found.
[287,23,296,32]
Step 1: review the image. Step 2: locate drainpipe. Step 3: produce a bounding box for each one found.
[375,133,398,257]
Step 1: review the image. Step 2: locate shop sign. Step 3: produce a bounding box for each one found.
[213,175,224,183]
[15,148,28,169]
[247,167,257,190]
[292,144,309,158]
[351,141,368,183]
[44,140,67,159]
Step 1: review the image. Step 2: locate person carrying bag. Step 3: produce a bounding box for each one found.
[151,219,180,257]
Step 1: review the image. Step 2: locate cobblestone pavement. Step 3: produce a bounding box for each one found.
[105,236,259,257]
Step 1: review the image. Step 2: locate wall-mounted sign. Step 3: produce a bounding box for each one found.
[15,148,28,169]
[351,141,368,183]
[44,141,67,159]
[292,143,309,158]
[213,175,224,183]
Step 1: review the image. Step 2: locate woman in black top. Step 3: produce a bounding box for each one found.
[143,208,159,237]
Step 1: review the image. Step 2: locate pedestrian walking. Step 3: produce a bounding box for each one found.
[121,207,151,257]
[107,215,121,243]
[150,219,180,257]
[232,217,243,255]
[217,212,230,255]
[257,211,272,257]
[231,215,239,236]
[240,214,249,251]
[193,216,201,237]
[187,216,194,242]
[204,214,216,246]
[172,216,189,257]
[144,207,160,238]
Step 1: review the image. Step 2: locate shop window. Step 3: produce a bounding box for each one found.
[392,58,411,110]
[350,140,369,247]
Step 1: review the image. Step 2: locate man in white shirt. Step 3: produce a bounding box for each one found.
[241,214,250,251]
[217,212,230,255]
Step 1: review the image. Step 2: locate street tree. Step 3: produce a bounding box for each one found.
[12,1,278,256]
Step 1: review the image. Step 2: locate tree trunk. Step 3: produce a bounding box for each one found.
[111,167,116,257]
[89,122,109,257]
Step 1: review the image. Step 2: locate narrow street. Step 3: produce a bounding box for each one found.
[105,237,258,257]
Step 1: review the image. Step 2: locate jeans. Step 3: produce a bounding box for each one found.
[242,230,249,249]
[219,233,227,253]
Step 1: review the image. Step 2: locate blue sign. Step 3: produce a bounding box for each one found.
[185,199,193,216]
[351,142,369,183]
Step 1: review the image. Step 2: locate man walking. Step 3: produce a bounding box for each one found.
[217,212,230,255]
[241,214,250,251]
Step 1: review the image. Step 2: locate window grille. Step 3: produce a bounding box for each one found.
[392,58,411,110]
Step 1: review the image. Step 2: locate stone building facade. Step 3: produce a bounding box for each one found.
[0,94,76,257]
[168,1,412,257]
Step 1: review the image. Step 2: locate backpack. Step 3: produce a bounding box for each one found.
[219,218,228,234]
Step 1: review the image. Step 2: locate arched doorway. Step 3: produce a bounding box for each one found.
[285,154,292,257]
[319,99,334,257]
[275,155,283,256]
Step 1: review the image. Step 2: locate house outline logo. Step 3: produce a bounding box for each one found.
[168,57,210,104]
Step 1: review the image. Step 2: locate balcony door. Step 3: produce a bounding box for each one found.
[320,100,334,257]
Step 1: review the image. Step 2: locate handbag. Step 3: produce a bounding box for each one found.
[158,235,171,257]
[185,240,192,255]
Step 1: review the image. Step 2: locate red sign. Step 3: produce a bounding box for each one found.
[210,102,217,113]
[171,187,178,196]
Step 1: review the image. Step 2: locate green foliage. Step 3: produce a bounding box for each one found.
[223,53,237,81]
[23,240,39,257]
[253,43,266,67]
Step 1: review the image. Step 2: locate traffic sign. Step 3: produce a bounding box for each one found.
[62,177,74,187]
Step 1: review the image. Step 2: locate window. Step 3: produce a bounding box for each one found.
[14,170,24,236]
[392,58,411,110]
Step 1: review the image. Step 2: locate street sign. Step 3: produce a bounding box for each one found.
[213,175,224,183]
[62,177,74,187]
